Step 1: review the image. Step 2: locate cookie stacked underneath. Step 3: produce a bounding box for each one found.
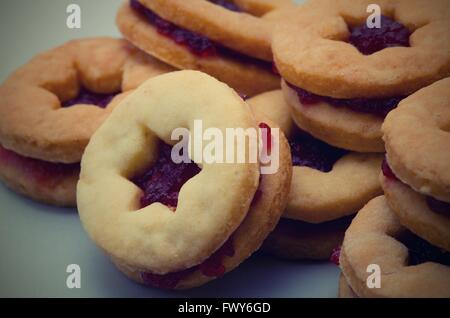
[340,79,450,298]
[116,0,292,95]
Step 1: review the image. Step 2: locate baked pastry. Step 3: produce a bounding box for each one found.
[248,90,383,260]
[340,196,450,298]
[77,71,292,289]
[273,0,450,152]
[0,37,174,206]
[116,0,282,95]
[381,78,450,251]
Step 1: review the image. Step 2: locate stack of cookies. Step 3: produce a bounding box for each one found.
[0,0,449,296]
[339,79,450,298]
[116,0,290,95]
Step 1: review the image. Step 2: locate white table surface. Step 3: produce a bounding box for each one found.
[0,0,340,298]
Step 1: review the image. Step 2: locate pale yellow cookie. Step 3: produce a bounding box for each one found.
[77,71,292,289]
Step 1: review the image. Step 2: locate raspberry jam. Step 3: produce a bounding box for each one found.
[426,197,450,217]
[141,236,235,289]
[349,15,411,55]
[287,82,404,118]
[129,0,273,71]
[0,145,79,185]
[132,143,201,209]
[330,246,341,266]
[400,232,450,266]
[290,131,349,172]
[382,158,450,217]
[381,158,399,181]
[259,122,272,153]
[62,87,117,108]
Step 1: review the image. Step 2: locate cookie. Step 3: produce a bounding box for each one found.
[116,0,280,96]
[0,37,174,206]
[338,273,358,298]
[77,71,292,289]
[248,90,383,259]
[340,196,450,298]
[273,0,450,152]
[383,78,450,202]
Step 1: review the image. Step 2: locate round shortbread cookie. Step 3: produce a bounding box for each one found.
[273,0,450,99]
[0,37,173,206]
[77,71,292,289]
[340,196,450,298]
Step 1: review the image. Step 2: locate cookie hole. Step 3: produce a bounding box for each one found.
[339,14,411,55]
[397,230,450,266]
[61,86,120,108]
[131,142,201,210]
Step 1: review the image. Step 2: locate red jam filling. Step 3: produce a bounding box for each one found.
[0,145,79,185]
[287,82,405,118]
[132,143,201,209]
[129,0,273,71]
[290,130,349,172]
[330,246,341,266]
[259,122,272,153]
[141,235,235,289]
[349,15,411,55]
[382,158,450,217]
[400,231,450,266]
[62,87,118,108]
